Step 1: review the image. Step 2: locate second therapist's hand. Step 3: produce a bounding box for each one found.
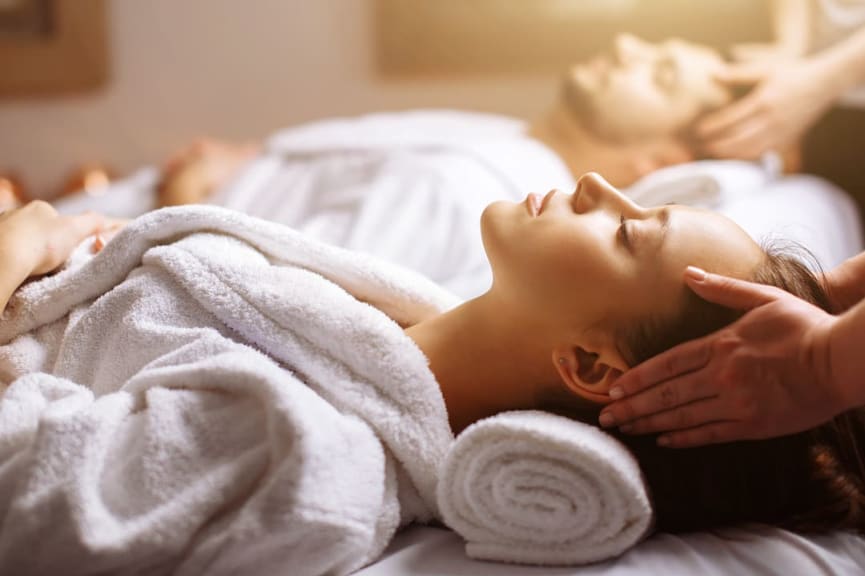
[0,201,106,275]
[697,58,838,160]
[598,267,843,448]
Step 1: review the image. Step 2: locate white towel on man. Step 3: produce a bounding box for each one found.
[437,411,653,566]
[0,206,457,576]
[54,110,577,299]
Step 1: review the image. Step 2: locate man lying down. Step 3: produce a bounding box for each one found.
[58,34,788,300]
[1,173,863,575]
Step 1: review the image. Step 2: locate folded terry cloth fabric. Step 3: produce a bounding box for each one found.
[437,410,654,566]
[622,158,786,210]
[0,206,457,576]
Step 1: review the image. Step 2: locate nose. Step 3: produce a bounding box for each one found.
[613,33,649,67]
[572,172,641,216]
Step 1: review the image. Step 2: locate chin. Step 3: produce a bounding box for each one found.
[479,201,504,245]
[480,200,512,227]
[479,201,519,268]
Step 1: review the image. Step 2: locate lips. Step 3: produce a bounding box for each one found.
[526,193,541,217]
[539,190,557,214]
[525,190,560,216]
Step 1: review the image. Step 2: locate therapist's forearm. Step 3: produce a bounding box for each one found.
[770,0,811,55]
[825,297,865,410]
[813,24,865,96]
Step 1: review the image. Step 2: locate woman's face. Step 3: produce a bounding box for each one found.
[480,173,764,344]
[563,34,730,142]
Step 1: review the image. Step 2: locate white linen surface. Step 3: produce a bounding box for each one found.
[358,524,865,576]
[437,411,652,566]
[0,206,458,576]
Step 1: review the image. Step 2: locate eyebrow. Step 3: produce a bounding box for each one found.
[636,207,670,256]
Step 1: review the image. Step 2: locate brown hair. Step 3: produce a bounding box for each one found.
[547,246,865,534]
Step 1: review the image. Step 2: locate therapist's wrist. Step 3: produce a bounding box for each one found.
[815,34,865,98]
[806,315,853,418]
[803,54,850,107]
[824,305,865,412]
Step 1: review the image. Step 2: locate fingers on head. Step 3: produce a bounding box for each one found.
[688,273,784,310]
[59,211,105,242]
[616,338,710,399]
[625,403,696,435]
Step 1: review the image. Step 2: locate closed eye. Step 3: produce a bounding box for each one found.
[618,213,632,250]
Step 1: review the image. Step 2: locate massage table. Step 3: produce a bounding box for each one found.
[52,111,865,575]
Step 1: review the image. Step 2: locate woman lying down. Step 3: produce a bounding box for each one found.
[0,173,862,575]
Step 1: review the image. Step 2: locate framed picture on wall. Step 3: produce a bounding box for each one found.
[0,0,108,97]
[0,0,52,38]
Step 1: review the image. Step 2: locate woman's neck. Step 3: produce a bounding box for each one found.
[404,292,561,434]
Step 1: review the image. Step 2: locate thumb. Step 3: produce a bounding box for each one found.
[713,62,767,87]
[684,266,785,311]
[63,211,106,242]
[34,212,106,274]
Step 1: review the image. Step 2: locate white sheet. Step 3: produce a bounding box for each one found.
[357,525,865,576]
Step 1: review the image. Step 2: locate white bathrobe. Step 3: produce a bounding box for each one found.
[54,110,577,300]
[0,206,457,576]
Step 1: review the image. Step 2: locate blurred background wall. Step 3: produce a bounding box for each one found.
[0,0,767,197]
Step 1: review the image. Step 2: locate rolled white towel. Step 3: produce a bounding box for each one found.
[437,410,653,566]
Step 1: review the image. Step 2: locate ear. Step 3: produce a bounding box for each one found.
[551,344,626,405]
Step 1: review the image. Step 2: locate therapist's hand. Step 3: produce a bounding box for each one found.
[157,139,259,207]
[0,201,110,314]
[598,267,843,448]
[0,201,107,275]
[697,58,838,160]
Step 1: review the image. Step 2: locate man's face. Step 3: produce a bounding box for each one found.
[563,34,730,142]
